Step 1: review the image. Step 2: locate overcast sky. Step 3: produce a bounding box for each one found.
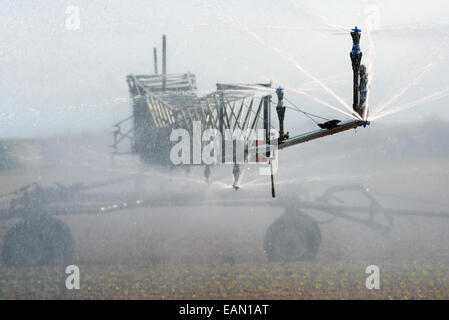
[1,0,448,138]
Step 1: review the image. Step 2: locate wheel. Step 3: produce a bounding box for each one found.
[264,210,321,261]
[2,215,73,267]
[38,216,74,263]
[1,221,46,266]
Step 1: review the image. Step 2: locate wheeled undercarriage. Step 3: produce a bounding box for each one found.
[1,179,448,266]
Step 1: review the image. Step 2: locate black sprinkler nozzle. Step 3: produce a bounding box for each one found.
[358,121,371,128]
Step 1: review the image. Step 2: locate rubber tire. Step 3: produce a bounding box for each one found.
[264,210,321,261]
[2,216,74,267]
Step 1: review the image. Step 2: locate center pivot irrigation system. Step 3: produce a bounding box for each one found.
[112,29,370,197]
[2,28,447,267]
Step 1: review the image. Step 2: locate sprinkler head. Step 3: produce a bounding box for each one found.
[350,26,362,46]
[276,86,284,100]
[358,121,371,128]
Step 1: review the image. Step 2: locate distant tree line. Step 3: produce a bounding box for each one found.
[0,142,20,170]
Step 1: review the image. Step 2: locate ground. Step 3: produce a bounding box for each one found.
[0,131,449,300]
[1,260,448,300]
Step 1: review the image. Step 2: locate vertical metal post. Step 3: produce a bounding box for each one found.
[263,95,271,158]
[270,160,275,198]
[153,47,158,74]
[219,93,225,164]
[353,70,359,111]
[350,27,362,117]
[275,87,285,141]
[264,94,274,198]
[162,35,167,92]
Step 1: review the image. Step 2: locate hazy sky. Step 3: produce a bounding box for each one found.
[1,0,448,138]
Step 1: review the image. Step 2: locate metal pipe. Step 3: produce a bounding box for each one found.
[276,120,361,150]
[350,27,363,117]
[275,87,286,141]
[153,47,158,74]
[263,95,271,157]
[270,160,275,198]
[162,35,166,92]
[353,70,359,112]
[219,92,225,163]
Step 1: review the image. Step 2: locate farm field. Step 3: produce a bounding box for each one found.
[1,259,448,300]
[1,133,449,300]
